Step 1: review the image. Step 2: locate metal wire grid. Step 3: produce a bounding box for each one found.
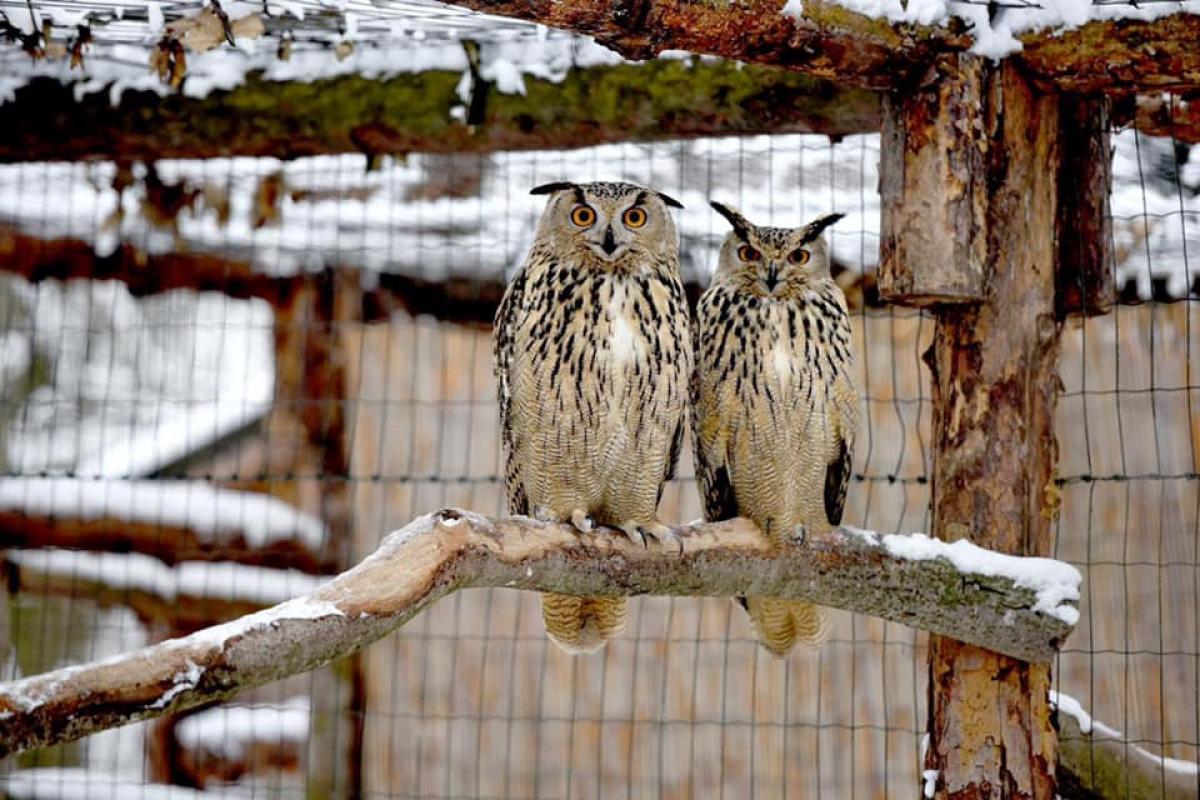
[0,110,1196,799]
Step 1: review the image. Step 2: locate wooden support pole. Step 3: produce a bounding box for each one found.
[916,62,1064,797]
[878,54,989,306]
[1056,94,1116,318]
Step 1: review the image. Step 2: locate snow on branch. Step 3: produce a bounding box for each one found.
[1052,691,1199,798]
[0,509,1080,757]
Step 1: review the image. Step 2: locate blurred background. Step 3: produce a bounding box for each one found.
[0,1,1197,797]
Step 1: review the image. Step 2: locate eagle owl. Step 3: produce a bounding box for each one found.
[494,181,692,654]
[692,203,858,657]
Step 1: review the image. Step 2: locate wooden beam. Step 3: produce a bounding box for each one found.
[1056,94,1116,318]
[921,62,1063,797]
[878,54,989,306]
[0,508,1080,757]
[437,0,1200,94]
[0,60,879,162]
[0,510,334,574]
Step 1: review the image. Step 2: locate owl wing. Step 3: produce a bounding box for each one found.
[823,336,859,527]
[494,264,529,516]
[823,436,851,526]
[691,291,740,523]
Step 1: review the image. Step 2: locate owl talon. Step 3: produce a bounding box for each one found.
[570,509,595,533]
[792,524,808,545]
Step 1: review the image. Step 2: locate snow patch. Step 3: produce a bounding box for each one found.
[846,526,1081,624]
[176,696,310,758]
[6,549,331,606]
[149,660,203,710]
[922,769,938,798]
[1,769,220,800]
[813,0,1200,59]
[1050,690,1200,777]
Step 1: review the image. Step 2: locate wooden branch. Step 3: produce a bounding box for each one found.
[1055,697,1199,799]
[0,60,879,162]
[0,509,1078,757]
[438,0,1200,94]
[1125,93,1200,144]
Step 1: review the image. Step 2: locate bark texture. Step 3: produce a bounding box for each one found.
[0,509,1078,757]
[439,0,1200,93]
[1056,95,1115,318]
[922,63,1063,798]
[1056,709,1199,799]
[879,54,988,306]
[0,62,879,162]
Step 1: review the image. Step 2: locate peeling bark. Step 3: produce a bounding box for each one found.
[0,509,1077,757]
[921,63,1063,798]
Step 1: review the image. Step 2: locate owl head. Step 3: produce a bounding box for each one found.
[529,181,683,268]
[709,203,844,298]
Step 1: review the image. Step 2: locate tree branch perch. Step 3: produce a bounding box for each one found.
[0,509,1080,757]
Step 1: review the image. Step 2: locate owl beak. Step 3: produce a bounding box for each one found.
[601,226,619,257]
[763,263,780,292]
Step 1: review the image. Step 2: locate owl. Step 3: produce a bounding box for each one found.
[494,180,692,654]
[692,203,858,657]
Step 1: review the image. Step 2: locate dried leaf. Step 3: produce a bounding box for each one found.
[165,5,264,54]
[252,173,285,229]
[334,40,354,61]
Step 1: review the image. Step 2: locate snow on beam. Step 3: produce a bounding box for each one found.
[437,0,1200,94]
[0,509,1080,756]
[1052,691,1200,798]
[0,477,332,574]
[5,549,331,631]
[0,60,879,162]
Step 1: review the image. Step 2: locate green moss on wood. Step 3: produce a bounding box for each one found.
[0,59,879,162]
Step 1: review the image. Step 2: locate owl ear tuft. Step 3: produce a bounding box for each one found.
[655,191,684,209]
[529,182,577,196]
[800,213,846,243]
[710,201,753,241]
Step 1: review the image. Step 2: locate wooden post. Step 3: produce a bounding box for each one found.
[884,62,1065,796]
[269,268,364,799]
[879,55,989,306]
[1056,94,1115,317]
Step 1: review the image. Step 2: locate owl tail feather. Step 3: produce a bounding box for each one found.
[741,596,830,657]
[541,593,627,654]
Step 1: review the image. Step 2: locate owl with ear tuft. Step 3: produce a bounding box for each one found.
[494,180,692,654]
[692,202,860,657]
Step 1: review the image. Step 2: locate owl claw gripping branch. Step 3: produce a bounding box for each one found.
[493,181,692,654]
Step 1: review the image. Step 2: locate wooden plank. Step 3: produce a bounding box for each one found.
[923,62,1063,798]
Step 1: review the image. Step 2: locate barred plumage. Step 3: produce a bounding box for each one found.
[692,204,859,657]
[494,181,692,653]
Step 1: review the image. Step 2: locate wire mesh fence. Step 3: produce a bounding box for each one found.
[0,5,1197,798]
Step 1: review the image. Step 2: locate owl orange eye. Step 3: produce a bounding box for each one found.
[570,205,596,227]
[623,207,648,228]
[737,244,761,262]
[789,249,811,265]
